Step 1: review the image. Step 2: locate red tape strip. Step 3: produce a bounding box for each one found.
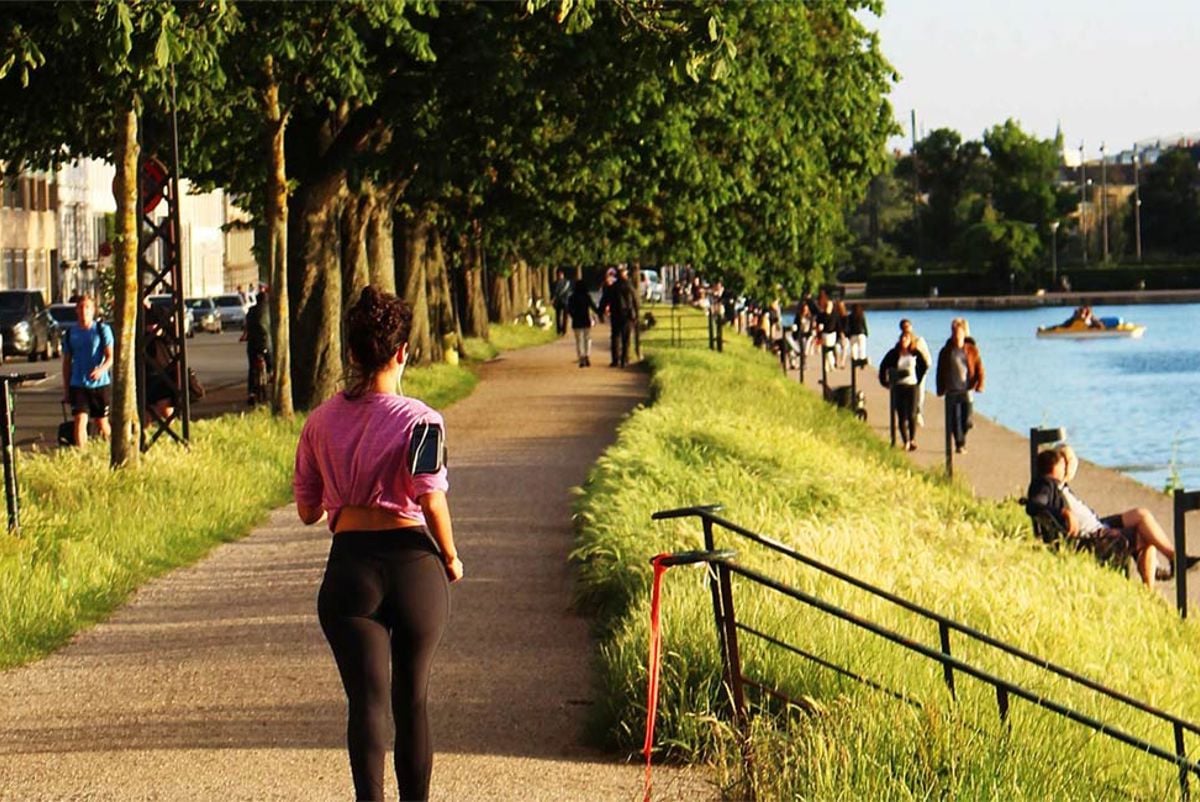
[643,554,670,802]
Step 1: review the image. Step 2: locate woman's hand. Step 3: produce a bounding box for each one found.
[444,555,464,583]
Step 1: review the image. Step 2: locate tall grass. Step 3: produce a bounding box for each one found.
[0,325,548,669]
[573,312,1200,799]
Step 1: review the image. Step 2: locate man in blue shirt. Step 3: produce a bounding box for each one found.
[61,295,114,446]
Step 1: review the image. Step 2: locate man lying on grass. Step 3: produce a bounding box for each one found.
[1026,447,1199,588]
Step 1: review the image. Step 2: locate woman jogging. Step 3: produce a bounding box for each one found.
[294,286,463,802]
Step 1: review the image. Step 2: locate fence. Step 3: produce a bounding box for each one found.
[651,504,1200,799]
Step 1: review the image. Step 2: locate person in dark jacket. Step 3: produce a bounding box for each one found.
[879,330,928,451]
[846,304,869,368]
[566,280,601,367]
[935,317,985,454]
[598,265,639,367]
[550,268,572,336]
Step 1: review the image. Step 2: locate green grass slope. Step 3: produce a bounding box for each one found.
[573,314,1200,800]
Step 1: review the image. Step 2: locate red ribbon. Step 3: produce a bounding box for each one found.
[643,554,671,802]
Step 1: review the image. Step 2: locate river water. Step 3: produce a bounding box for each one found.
[861,303,1200,492]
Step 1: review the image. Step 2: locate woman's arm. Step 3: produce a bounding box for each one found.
[419,490,463,582]
[297,504,325,525]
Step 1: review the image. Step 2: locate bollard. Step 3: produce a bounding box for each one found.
[0,371,47,532]
[1174,490,1200,619]
[1028,427,1067,484]
[944,394,954,479]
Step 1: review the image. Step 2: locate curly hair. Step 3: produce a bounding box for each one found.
[344,286,414,399]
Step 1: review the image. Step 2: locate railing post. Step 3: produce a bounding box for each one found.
[708,308,716,350]
[716,311,724,353]
[1175,721,1190,801]
[798,336,806,384]
[0,380,17,532]
[938,621,957,701]
[702,518,731,691]
[821,343,830,400]
[996,685,1010,724]
[1029,426,1067,485]
[1175,490,1200,619]
[888,378,897,448]
[944,393,954,479]
[716,561,747,725]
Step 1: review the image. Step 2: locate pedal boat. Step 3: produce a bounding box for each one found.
[1036,316,1146,339]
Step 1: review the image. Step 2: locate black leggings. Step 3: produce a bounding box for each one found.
[893,384,919,443]
[318,529,450,802]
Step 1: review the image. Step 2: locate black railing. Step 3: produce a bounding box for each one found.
[652,504,1200,799]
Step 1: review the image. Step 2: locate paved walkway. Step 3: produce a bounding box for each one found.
[795,352,1199,605]
[0,338,715,800]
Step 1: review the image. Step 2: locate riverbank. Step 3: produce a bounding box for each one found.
[574,320,1200,799]
[851,287,1200,310]
[798,356,1200,608]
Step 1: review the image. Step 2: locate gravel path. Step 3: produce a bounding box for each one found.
[0,337,717,801]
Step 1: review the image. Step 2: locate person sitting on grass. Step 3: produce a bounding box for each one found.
[1026,447,1198,588]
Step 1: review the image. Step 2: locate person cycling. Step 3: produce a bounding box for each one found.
[294,286,463,802]
[240,285,272,404]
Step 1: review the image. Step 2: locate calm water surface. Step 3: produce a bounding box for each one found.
[863,303,1200,492]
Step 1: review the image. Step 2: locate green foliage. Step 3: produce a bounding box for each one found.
[1135,148,1200,255]
[573,311,1200,798]
[956,211,1041,281]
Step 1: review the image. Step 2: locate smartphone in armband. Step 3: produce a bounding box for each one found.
[409,422,445,475]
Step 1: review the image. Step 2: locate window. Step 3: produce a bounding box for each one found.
[1,250,13,290]
[61,205,78,262]
[1,179,17,209]
[13,250,26,289]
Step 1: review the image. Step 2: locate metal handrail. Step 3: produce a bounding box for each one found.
[653,504,1200,798]
[651,504,1200,739]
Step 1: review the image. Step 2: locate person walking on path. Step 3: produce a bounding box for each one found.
[551,268,572,337]
[241,285,273,405]
[567,278,601,367]
[847,303,870,368]
[879,330,928,451]
[899,318,933,427]
[294,286,464,802]
[61,294,113,447]
[936,317,985,454]
[599,265,639,367]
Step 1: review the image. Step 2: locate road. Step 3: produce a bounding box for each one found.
[3,329,249,449]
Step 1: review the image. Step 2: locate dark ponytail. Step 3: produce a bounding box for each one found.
[344,286,413,399]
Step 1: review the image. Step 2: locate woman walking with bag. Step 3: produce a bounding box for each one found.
[294,286,463,802]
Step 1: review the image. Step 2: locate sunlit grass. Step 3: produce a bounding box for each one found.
[0,327,547,669]
[574,308,1200,799]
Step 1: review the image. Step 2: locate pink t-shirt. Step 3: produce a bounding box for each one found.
[293,392,449,531]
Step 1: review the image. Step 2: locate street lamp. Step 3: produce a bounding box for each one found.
[1079,142,1088,264]
[1100,142,1109,262]
[1049,220,1060,289]
[1133,147,1143,262]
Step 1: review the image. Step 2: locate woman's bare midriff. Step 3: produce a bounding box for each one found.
[335,505,423,534]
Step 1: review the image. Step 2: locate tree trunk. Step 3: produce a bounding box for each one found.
[366,193,396,294]
[289,183,344,410]
[460,232,489,339]
[398,216,432,366]
[426,226,458,362]
[341,189,373,309]
[110,104,140,467]
[488,268,511,325]
[262,60,293,418]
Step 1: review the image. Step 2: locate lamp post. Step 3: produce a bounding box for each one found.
[1049,220,1060,289]
[1133,147,1143,262]
[1079,142,1088,264]
[1100,142,1109,262]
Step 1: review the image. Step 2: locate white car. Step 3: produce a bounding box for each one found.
[213,294,249,329]
[639,269,664,303]
[186,297,223,334]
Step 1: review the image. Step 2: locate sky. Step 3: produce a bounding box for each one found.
[861,0,1200,159]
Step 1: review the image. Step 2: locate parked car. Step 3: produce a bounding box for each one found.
[185,297,223,334]
[147,295,194,338]
[0,289,55,361]
[639,268,664,303]
[46,302,78,358]
[213,293,249,329]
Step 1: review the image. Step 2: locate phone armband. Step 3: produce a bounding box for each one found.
[409,422,445,475]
